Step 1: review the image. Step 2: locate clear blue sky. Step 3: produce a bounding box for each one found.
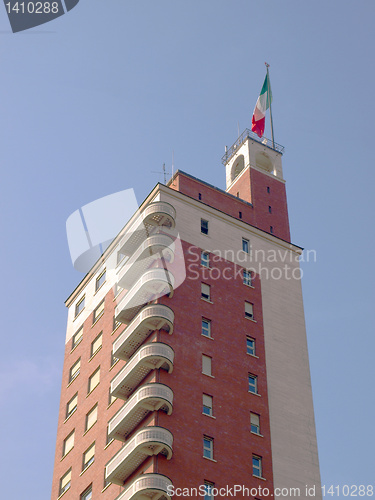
[0,1,374,498]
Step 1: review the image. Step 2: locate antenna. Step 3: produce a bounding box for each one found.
[171,151,175,184]
[151,163,171,184]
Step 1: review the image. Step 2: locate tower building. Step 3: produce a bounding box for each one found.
[51,130,321,500]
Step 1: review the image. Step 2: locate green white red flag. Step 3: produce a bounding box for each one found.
[251,73,272,138]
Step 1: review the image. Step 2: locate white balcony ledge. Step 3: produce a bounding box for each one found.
[119,202,176,257]
[115,269,174,323]
[108,383,173,442]
[111,343,174,400]
[116,473,173,500]
[105,427,173,486]
[113,305,174,361]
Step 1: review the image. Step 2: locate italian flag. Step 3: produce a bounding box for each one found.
[251,74,272,138]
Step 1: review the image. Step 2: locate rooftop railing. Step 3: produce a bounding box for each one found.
[221,129,284,164]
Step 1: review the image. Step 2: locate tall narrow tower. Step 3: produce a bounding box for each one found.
[52,129,321,500]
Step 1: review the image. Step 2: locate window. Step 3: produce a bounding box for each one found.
[82,443,95,471]
[267,186,270,193]
[113,315,121,332]
[243,270,253,286]
[202,355,212,376]
[75,296,85,317]
[270,226,274,234]
[96,270,106,291]
[69,358,81,383]
[203,394,213,416]
[201,283,211,301]
[251,413,260,435]
[90,333,102,357]
[239,211,242,219]
[201,251,210,267]
[80,486,92,500]
[203,436,213,459]
[268,205,272,214]
[93,300,105,323]
[62,430,75,456]
[201,318,211,338]
[204,481,215,500]
[199,193,202,200]
[252,455,262,478]
[236,191,240,197]
[201,219,209,235]
[248,374,258,394]
[72,326,83,349]
[245,301,254,320]
[85,404,98,431]
[246,337,256,356]
[66,393,78,419]
[108,388,117,406]
[88,367,100,394]
[242,238,250,254]
[59,469,71,496]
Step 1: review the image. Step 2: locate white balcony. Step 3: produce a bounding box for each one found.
[119,202,176,257]
[116,474,173,500]
[105,427,173,486]
[108,383,173,442]
[115,269,174,323]
[117,234,175,289]
[111,343,174,400]
[113,305,174,361]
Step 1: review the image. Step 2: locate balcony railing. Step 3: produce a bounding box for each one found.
[115,269,174,323]
[114,304,174,360]
[117,234,175,289]
[118,202,176,257]
[108,383,173,441]
[221,128,285,164]
[105,427,173,486]
[111,343,174,400]
[116,474,173,500]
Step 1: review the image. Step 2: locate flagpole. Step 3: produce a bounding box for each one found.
[265,62,275,149]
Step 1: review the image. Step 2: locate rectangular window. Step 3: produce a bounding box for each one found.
[82,443,95,471]
[245,301,254,320]
[251,413,260,435]
[204,481,215,500]
[201,219,209,235]
[75,296,85,317]
[252,455,262,478]
[66,393,78,419]
[201,283,211,301]
[239,211,242,219]
[268,206,272,214]
[88,367,100,394]
[201,318,211,338]
[96,269,106,291]
[246,337,256,356]
[242,238,250,254]
[93,300,105,323]
[248,374,258,394]
[202,355,212,376]
[72,326,83,349]
[203,394,213,416]
[270,226,274,234]
[90,333,103,357]
[62,430,75,457]
[85,404,98,431]
[203,436,213,459]
[201,251,210,267]
[267,186,270,193]
[243,270,252,286]
[59,469,72,496]
[198,193,202,200]
[80,486,92,500]
[69,358,81,383]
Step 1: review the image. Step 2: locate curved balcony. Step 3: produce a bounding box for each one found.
[111,343,174,400]
[117,234,175,289]
[116,474,173,500]
[114,305,174,360]
[115,269,174,323]
[108,383,173,442]
[119,202,176,257]
[105,427,173,486]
